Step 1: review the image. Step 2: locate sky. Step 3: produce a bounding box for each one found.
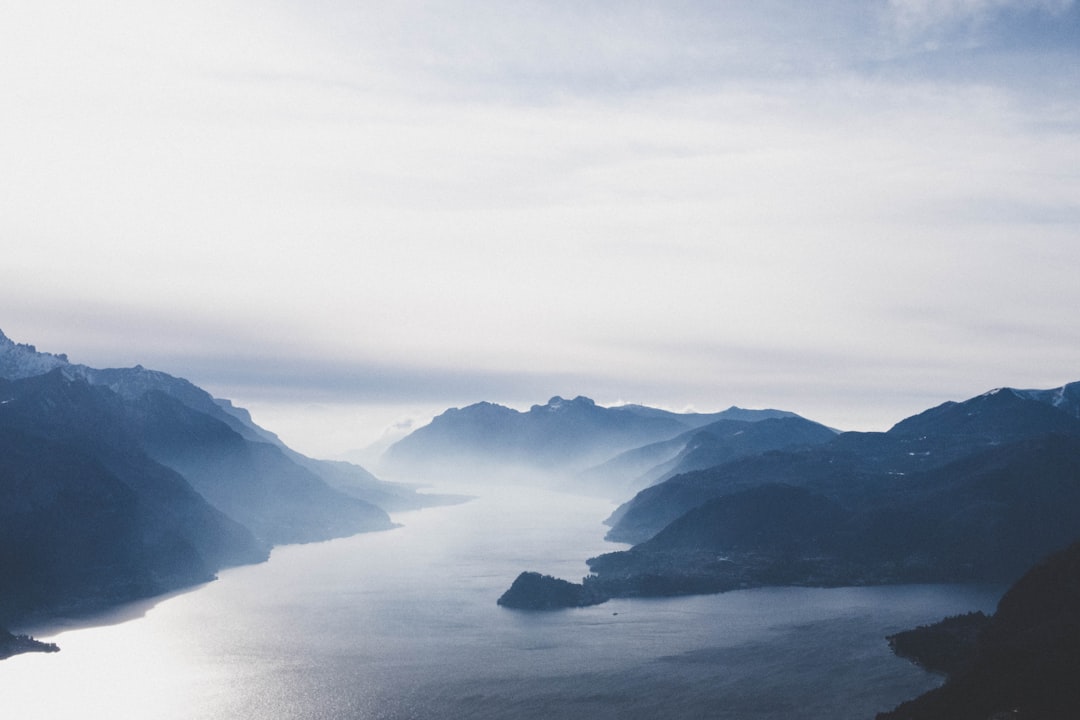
[2,0,1079,460]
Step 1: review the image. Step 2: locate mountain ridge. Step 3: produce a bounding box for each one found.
[383,395,807,489]
[606,385,1080,544]
[0,329,423,638]
[499,380,1080,613]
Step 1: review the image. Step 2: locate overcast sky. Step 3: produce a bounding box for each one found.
[3,0,1079,459]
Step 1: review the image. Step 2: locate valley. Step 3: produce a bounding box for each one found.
[4,327,1080,718]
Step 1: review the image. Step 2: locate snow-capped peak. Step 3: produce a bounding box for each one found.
[0,329,71,380]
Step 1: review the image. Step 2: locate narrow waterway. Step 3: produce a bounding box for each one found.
[2,484,1002,719]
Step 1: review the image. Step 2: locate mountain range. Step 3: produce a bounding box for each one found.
[0,329,446,629]
[9,323,1080,713]
[382,395,813,489]
[499,381,1080,611]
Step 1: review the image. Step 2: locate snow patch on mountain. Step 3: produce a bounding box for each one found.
[1015,382,1080,419]
[0,329,71,380]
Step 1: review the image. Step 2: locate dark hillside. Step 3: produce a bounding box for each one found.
[879,539,1080,719]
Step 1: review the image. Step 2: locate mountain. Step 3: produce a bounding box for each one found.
[879,539,1080,719]
[383,395,800,488]
[117,384,395,545]
[0,378,268,623]
[588,433,1080,597]
[0,329,438,512]
[0,366,395,547]
[0,329,412,630]
[383,396,683,480]
[584,415,837,496]
[606,385,1080,544]
[500,381,1080,608]
[646,416,837,483]
[604,439,878,545]
[886,385,1080,440]
[4,330,441,511]
[1014,380,1080,420]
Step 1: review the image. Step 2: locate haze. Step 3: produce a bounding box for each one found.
[2,0,1078,458]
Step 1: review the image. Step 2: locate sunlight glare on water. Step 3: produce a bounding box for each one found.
[1,485,1003,720]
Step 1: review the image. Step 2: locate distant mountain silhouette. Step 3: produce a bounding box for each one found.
[585,415,836,497]
[384,395,801,488]
[119,383,395,545]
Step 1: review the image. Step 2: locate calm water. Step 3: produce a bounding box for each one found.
[2,484,1002,720]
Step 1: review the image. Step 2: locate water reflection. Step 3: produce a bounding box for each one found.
[1,487,1002,720]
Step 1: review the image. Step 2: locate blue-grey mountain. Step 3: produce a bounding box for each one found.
[588,415,837,504]
[384,395,802,489]
[606,386,1080,545]
[501,383,1080,609]
[0,329,438,639]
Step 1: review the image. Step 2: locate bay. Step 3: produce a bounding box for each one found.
[1,484,1002,719]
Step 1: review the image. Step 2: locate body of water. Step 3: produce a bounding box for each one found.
[2,484,1002,719]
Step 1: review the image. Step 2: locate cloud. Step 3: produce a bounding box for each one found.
[888,0,1073,30]
[2,1,1079,455]
[885,0,1077,54]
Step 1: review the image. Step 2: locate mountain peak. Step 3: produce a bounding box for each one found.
[531,397,600,414]
[0,329,70,380]
[542,395,595,411]
[979,387,1020,399]
[888,381,1080,440]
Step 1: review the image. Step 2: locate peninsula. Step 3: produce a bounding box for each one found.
[0,627,59,660]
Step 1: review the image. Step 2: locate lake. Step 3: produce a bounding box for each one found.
[1,484,1002,719]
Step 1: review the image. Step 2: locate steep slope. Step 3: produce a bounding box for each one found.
[607,387,1080,544]
[589,433,1080,599]
[124,388,395,544]
[0,370,394,546]
[0,330,425,513]
[887,386,1080,441]
[0,330,402,629]
[879,539,1080,719]
[581,415,836,495]
[645,416,838,485]
[588,484,855,597]
[0,406,266,624]
[604,439,876,544]
[1013,380,1080,420]
[577,433,692,494]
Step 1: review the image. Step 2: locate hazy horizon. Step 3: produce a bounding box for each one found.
[3,1,1078,458]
